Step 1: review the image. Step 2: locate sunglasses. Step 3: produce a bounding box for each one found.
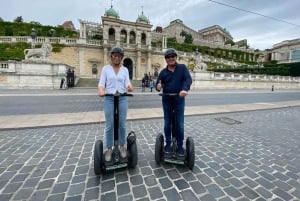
[165,55,176,59]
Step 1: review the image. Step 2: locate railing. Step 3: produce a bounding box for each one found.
[0,36,104,46]
[207,72,300,83]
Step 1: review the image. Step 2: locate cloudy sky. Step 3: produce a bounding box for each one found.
[1,0,299,50]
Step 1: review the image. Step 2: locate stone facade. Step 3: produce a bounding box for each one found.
[0,60,73,89]
[198,25,233,43]
[73,9,168,80]
[271,38,300,64]
[163,20,233,46]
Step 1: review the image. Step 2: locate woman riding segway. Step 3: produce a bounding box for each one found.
[94,46,137,174]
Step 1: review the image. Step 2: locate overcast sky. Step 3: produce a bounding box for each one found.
[1,0,299,50]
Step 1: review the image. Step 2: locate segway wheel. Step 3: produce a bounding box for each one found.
[127,131,138,168]
[94,140,103,175]
[155,133,164,164]
[186,137,195,170]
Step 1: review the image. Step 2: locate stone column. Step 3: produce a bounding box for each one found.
[104,47,108,65]
[115,27,120,46]
[103,27,108,45]
[126,28,130,46]
[147,51,151,75]
[136,51,141,79]
[289,50,292,62]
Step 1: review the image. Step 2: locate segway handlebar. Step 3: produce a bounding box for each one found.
[105,93,133,97]
[159,93,179,97]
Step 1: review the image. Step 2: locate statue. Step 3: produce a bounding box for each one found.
[24,43,53,60]
[193,53,207,72]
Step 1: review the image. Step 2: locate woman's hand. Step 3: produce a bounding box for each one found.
[127,84,133,92]
[98,87,105,97]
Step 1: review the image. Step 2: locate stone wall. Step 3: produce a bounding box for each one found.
[0,61,74,89]
[191,72,300,89]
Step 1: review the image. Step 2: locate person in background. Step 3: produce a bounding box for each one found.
[149,79,155,92]
[142,78,146,92]
[98,46,133,161]
[156,48,192,156]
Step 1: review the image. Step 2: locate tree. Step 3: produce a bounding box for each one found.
[225,39,235,46]
[184,33,193,44]
[0,17,3,22]
[5,27,13,36]
[180,30,193,44]
[14,16,23,23]
[167,37,177,43]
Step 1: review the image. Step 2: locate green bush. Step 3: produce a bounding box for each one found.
[0,21,78,38]
[0,42,30,61]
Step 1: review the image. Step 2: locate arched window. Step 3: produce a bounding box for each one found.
[141,33,146,45]
[120,29,127,44]
[129,31,136,44]
[109,28,115,41]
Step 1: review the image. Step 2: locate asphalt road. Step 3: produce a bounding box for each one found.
[0,89,299,116]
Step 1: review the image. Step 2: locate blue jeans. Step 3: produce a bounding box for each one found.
[103,96,128,148]
[162,96,185,148]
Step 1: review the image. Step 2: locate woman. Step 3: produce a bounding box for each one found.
[98,46,133,162]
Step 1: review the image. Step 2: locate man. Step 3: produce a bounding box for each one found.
[156,48,192,156]
[98,46,133,161]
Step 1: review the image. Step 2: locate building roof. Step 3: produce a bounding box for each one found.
[105,5,119,18]
[198,25,233,39]
[137,11,150,23]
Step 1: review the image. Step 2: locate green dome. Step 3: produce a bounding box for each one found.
[105,6,119,17]
[137,12,149,23]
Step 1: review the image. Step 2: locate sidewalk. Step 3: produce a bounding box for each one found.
[1,100,299,130]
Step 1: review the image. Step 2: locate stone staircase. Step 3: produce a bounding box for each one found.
[75,78,99,88]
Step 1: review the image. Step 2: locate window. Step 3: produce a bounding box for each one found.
[109,28,115,41]
[141,33,146,45]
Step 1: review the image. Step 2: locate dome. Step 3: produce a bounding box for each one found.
[105,6,119,18]
[137,12,149,23]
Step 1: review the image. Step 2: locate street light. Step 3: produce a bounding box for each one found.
[48,29,56,37]
[30,28,37,48]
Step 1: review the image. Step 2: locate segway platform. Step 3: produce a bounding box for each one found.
[155,93,195,170]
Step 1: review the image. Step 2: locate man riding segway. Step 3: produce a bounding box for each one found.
[155,48,195,169]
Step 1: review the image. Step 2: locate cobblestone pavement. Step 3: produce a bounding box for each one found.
[0,107,300,201]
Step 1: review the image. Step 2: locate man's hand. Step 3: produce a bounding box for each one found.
[156,80,162,91]
[179,90,188,97]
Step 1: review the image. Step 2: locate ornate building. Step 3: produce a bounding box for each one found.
[0,3,255,85]
[163,19,234,46]
[74,5,165,81]
[198,25,233,44]
[271,38,300,64]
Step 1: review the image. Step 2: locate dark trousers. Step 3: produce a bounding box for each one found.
[162,97,185,148]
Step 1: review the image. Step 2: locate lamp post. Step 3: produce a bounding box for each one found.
[30,28,37,48]
[47,28,56,37]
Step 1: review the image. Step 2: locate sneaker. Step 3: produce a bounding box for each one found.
[105,148,112,161]
[119,145,127,158]
[164,144,171,153]
[177,147,185,156]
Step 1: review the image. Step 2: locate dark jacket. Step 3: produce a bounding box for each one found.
[156,63,192,93]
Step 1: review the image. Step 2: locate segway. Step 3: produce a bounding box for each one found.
[155,93,195,170]
[94,93,137,175]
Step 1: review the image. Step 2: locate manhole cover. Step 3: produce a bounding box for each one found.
[214,117,242,125]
